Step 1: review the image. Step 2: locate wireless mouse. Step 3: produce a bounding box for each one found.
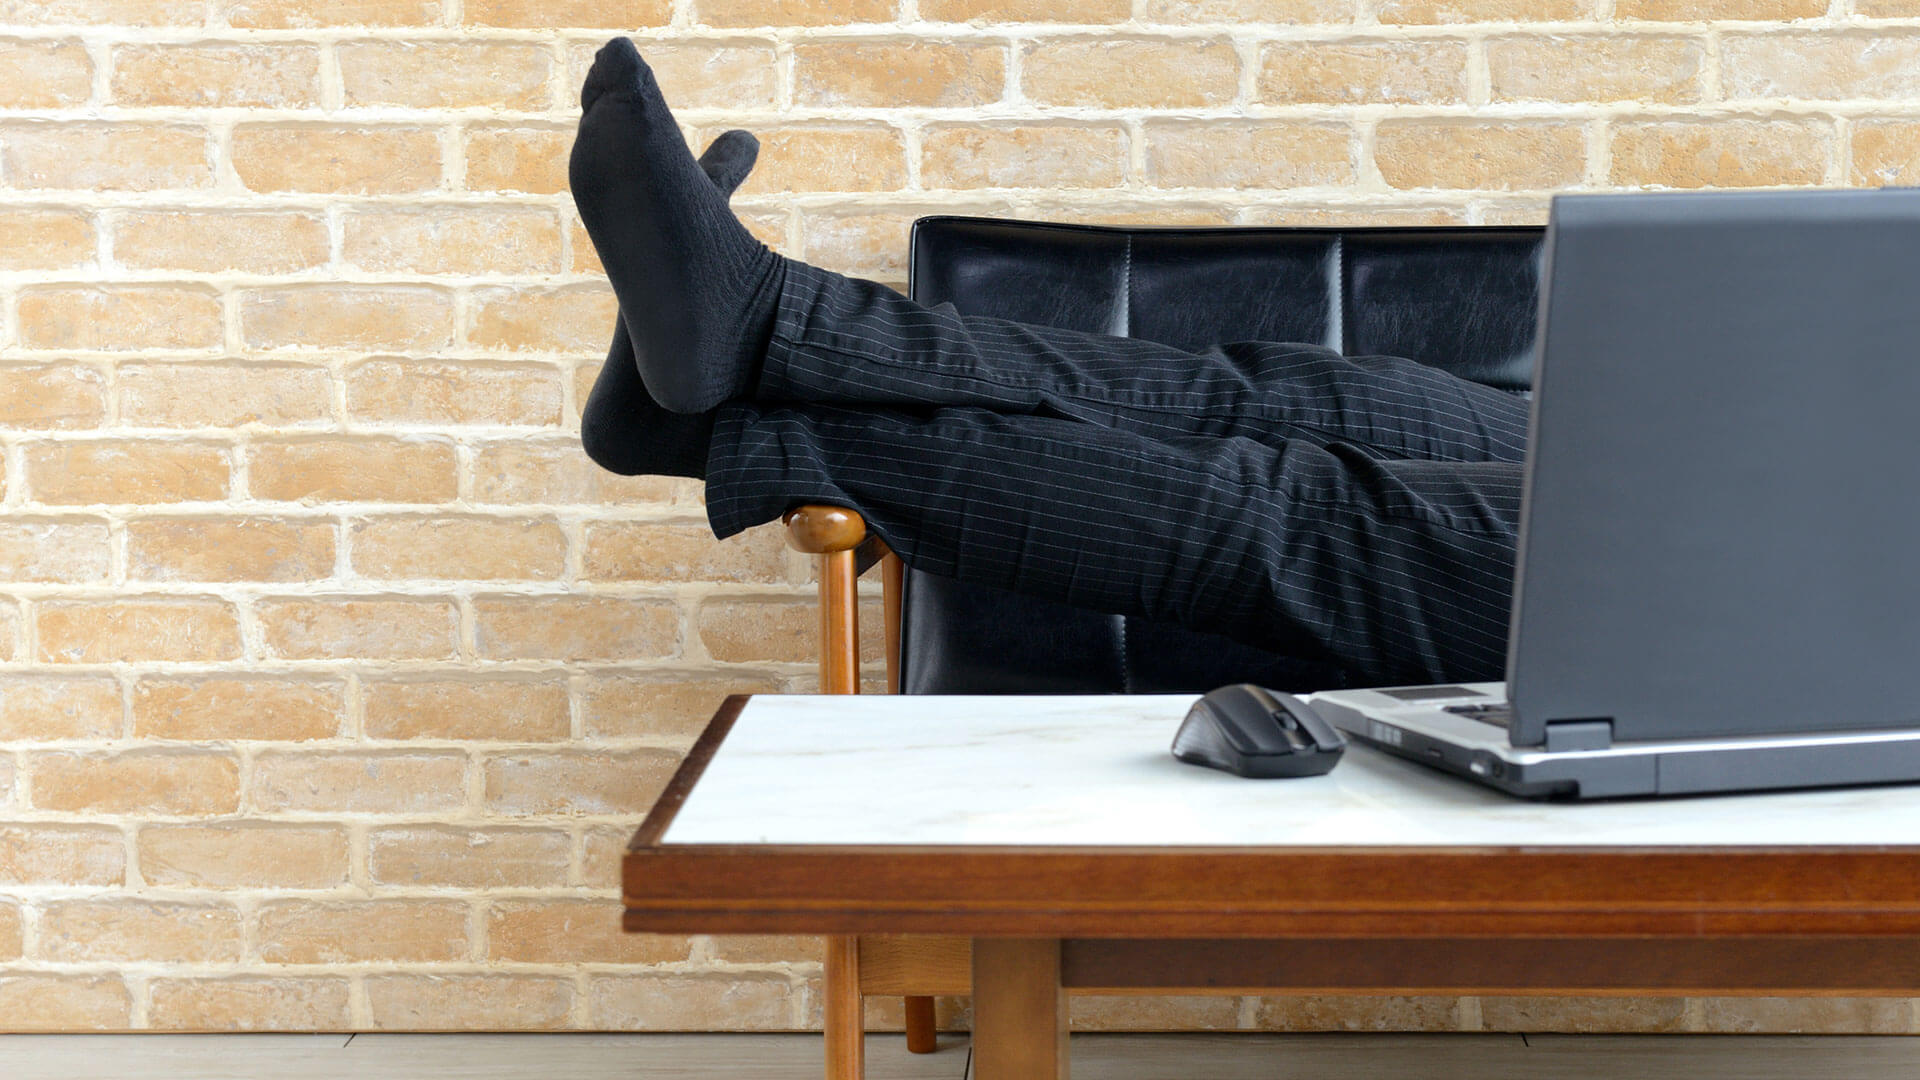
[1171,683,1346,778]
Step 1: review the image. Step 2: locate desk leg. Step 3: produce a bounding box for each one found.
[971,938,1067,1080]
[825,935,864,1080]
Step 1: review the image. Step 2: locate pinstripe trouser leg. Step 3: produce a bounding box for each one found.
[705,262,1530,685]
[756,261,1533,465]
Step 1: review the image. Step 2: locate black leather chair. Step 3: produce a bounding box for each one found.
[778,215,1547,1050]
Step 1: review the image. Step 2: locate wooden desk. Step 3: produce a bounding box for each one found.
[624,694,1920,1079]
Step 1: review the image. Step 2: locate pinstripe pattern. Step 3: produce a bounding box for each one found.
[759,261,1533,464]
[710,262,1531,686]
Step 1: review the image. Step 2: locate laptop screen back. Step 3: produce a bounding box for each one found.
[1507,189,1920,748]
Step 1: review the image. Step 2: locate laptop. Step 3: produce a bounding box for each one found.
[1305,188,1920,799]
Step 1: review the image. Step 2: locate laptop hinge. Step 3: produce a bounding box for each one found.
[1545,719,1613,753]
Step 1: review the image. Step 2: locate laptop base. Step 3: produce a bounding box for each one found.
[1308,684,1920,801]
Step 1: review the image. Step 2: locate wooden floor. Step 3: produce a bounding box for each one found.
[0,1032,1913,1080]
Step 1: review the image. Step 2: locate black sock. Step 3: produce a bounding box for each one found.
[580,317,717,480]
[570,37,785,414]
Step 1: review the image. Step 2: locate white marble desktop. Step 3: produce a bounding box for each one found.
[663,695,1920,848]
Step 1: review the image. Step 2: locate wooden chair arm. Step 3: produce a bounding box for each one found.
[782,505,904,696]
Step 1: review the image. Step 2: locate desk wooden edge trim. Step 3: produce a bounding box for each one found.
[632,694,748,850]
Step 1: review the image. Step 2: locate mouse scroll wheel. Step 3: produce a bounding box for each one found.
[1278,713,1299,731]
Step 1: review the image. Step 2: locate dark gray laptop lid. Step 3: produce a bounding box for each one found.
[1508,188,1920,748]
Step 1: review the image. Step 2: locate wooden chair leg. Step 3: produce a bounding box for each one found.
[825,935,864,1080]
[903,995,938,1053]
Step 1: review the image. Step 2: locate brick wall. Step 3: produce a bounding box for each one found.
[1,0,1916,1035]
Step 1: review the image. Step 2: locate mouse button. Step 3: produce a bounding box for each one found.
[1211,691,1286,753]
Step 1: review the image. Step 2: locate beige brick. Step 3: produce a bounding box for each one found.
[131,676,344,741]
[1022,38,1238,109]
[368,974,573,1030]
[473,596,680,661]
[487,899,690,964]
[922,0,1127,18]
[17,285,222,351]
[1694,996,1915,1033]
[368,825,571,888]
[39,899,240,963]
[706,934,825,963]
[590,972,796,1030]
[341,207,562,276]
[1379,0,1585,21]
[363,677,569,741]
[338,41,551,110]
[1616,0,1822,18]
[466,0,668,26]
[0,976,130,1032]
[1476,201,1553,226]
[0,759,13,808]
[567,41,779,111]
[1,123,210,191]
[795,40,1004,108]
[583,520,786,583]
[1488,34,1704,104]
[482,749,680,815]
[345,359,563,426]
[1251,995,1463,1030]
[0,677,120,741]
[462,124,569,194]
[349,515,564,580]
[1479,995,1687,1032]
[24,441,228,505]
[221,0,441,26]
[1026,204,1240,227]
[128,517,336,583]
[138,823,349,888]
[1257,39,1466,105]
[0,364,104,429]
[1852,119,1920,187]
[733,125,907,195]
[241,286,454,352]
[571,218,604,274]
[256,596,457,661]
[0,824,124,885]
[231,124,441,194]
[697,597,884,665]
[1138,0,1352,20]
[579,824,630,888]
[149,977,351,1032]
[37,599,243,664]
[1609,118,1830,189]
[31,749,239,815]
[467,284,618,353]
[0,519,110,582]
[2,0,205,20]
[0,901,19,960]
[0,210,94,271]
[0,603,17,663]
[1146,121,1354,189]
[254,899,468,964]
[247,438,457,503]
[580,671,781,740]
[0,39,91,107]
[694,0,894,26]
[1072,995,1241,1030]
[795,209,927,280]
[248,751,468,813]
[1242,204,1469,227]
[118,363,331,429]
[1859,0,1920,13]
[471,437,684,505]
[115,210,329,274]
[921,124,1125,190]
[1724,32,1920,102]
[1375,120,1585,190]
[111,43,319,107]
